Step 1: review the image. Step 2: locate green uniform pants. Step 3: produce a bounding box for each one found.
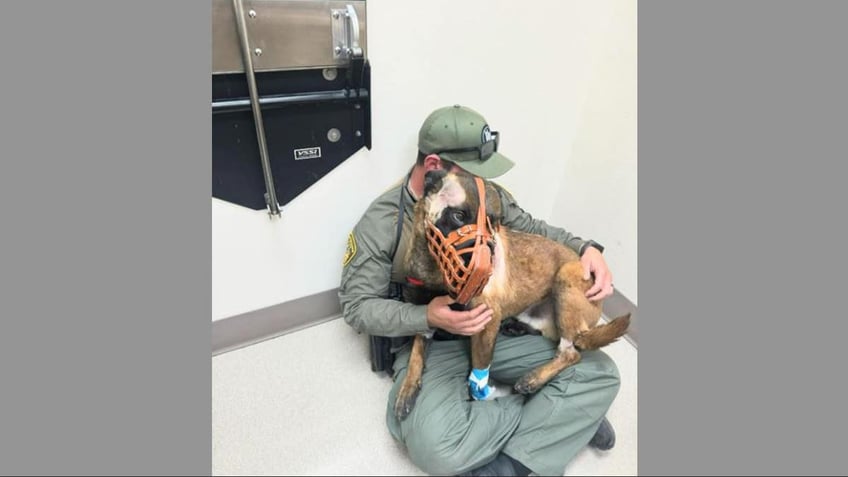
[386,334,621,476]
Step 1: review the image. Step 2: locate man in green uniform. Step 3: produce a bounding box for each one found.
[339,105,621,476]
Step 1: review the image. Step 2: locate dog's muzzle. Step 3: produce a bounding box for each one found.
[425,177,495,305]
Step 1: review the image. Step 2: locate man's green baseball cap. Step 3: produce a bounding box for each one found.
[418,104,515,178]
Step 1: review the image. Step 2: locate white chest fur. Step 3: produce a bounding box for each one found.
[482,231,508,296]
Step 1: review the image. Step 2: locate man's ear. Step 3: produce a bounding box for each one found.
[424,169,448,197]
[423,154,443,172]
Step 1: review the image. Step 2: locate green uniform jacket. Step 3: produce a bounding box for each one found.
[339,173,594,338]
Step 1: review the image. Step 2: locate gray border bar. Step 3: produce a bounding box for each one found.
[640,1,848,475]
[0,2,211,474]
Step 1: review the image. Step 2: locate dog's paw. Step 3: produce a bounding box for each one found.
[394,382,421,421]
[514,374,542,395]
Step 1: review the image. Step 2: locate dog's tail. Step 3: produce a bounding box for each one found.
[574,313,631,350]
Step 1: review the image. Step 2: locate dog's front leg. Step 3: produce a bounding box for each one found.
[468,313,502,400]
[394,333,431,421]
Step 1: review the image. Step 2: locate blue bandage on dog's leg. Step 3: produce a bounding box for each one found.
[469,367,493,400]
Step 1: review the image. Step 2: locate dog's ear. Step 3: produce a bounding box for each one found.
[424,169,448,197]
[486,182,503,228]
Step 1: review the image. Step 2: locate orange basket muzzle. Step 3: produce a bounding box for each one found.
[425,177,495,305]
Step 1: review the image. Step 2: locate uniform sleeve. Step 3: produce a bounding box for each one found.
[496,184,590,255]
[338,217,431,338]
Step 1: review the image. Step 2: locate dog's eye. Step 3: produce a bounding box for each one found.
[451,210,466,223]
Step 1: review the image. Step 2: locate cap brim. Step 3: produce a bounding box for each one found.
[441,151,515,179]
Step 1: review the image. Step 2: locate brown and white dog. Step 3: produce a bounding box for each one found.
[394,168,630,420]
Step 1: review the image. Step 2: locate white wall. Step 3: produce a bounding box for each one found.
[212,0,637,321]
[550,0,638,304]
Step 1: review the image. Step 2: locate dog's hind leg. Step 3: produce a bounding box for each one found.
[394,334,431,421]
[515,262,600,395]
[514,340,581,394]
[553,262,631,350]
[556,261,604,341]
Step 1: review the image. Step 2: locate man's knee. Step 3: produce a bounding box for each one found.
[386,374,476,474]
[404,420,473,475]
[400,393,524,475]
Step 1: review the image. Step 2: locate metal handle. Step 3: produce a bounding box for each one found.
[332,4,363,60]
[345,5,362,58]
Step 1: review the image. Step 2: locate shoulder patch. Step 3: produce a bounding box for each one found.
[343,232,357,267]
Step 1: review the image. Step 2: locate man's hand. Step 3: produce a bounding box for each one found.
[426,295,493,336]
[582,247,614,302]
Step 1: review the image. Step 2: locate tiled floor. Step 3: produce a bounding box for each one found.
[212,317,637,476]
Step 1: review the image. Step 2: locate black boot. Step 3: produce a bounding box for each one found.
[588,417,616,451]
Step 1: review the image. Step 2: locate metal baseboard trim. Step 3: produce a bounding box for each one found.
[602,289,638,349]
[213,287,638,356]
[212,288,342,356]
